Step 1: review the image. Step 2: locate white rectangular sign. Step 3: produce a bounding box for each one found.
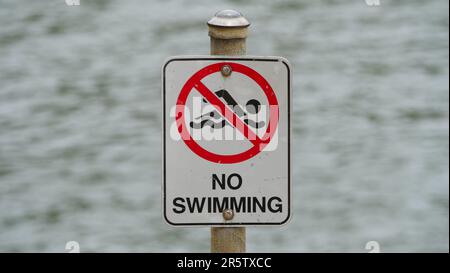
[162,56,291,226]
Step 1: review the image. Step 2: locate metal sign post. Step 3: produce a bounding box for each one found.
[208,10,250,253]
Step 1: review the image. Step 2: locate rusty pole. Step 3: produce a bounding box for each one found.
[208,9,249,253]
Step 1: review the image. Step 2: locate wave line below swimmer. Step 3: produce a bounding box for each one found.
[190,89,265,129]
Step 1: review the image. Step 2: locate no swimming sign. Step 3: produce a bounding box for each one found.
[162,56,291,226]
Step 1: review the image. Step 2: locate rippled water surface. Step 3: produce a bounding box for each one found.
[0,0,448,252]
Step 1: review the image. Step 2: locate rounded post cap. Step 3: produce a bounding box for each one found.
[207,9,250,28]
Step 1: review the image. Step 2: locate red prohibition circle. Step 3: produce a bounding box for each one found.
[175,62,279,164]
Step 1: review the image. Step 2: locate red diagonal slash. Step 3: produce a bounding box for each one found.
[194,80,262,147]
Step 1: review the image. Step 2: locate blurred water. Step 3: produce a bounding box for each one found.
[0,0,448,252]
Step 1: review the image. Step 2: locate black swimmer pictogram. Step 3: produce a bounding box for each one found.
[190,89,265,129]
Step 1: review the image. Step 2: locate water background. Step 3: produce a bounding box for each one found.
[0,0,448,252]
